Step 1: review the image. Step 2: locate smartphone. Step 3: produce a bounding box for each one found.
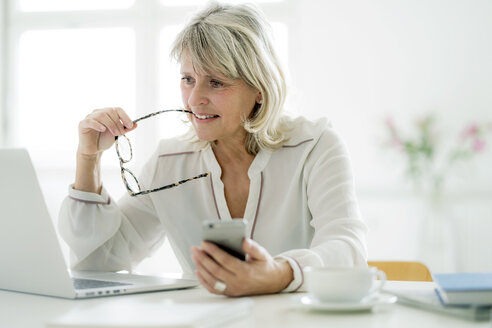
[202,219,247,261]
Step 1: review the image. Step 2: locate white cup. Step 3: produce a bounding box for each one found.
[304,266,386,303]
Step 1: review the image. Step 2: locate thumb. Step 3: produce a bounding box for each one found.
[243,238,270,262]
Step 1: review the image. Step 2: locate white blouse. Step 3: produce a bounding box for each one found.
[58,116,368,292]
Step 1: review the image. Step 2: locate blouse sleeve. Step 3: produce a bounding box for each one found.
[57,152,165,272]
[276,127,368,292]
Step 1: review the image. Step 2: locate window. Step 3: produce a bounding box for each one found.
[17,28,135,167]
[18,0,135,12]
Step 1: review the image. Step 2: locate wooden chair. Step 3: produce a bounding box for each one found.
[367,261,433,282]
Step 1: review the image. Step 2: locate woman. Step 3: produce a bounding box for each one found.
[59,1,367,297]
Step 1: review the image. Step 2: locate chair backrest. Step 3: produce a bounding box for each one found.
[367,261,433,282]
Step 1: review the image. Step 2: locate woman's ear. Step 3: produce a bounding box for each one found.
[256,92,263,104]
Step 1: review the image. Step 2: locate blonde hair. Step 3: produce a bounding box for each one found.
[170,1,288,155]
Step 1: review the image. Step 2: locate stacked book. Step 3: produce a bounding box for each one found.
[388,272,492,321]
[433,272,492,307]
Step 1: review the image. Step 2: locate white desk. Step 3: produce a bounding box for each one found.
[0,281,490,328]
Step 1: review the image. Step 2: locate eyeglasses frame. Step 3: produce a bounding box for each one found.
[114,109,210,196]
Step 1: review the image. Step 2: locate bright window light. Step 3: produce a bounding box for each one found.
[271,22,288,70]
[160,0,283,6]
[158,25,189,141]
[17,28,135,167]
[18,0,135,12]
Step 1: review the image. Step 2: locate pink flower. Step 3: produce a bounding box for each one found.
[461,123,479,140]
[472,138,486,152]
[385,117,403,148]
[385,116,395,129]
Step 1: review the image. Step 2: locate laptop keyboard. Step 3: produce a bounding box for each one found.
[72,278,131,290]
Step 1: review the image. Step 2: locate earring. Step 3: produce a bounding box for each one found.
[258,99,263,104]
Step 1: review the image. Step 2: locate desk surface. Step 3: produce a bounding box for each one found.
[0,281,490,328]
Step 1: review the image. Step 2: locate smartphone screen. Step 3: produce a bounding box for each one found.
[202,219,247,261]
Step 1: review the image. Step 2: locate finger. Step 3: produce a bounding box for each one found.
[195,270,221,295]
[79,118,106,133]
[91,111,122,136]
[192,249,226,294]
[201,241,244,273]
[99,114,120,136]
[113,107,134,129]
[104,108,126,135]
[243,238,270,261]
[194,259,217,287]
[192,247,219,282]
[193,245,235,281]
[85,118,106,132]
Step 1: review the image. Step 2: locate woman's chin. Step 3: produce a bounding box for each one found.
[194,132,217,143]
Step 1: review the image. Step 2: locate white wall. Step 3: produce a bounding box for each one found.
[286,0,492,272]
[288,0,492,187]
[0,1,5,147]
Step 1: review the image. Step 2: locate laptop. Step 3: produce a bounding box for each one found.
[0,148,198,299]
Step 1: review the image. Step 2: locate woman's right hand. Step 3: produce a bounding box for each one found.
[77,107,136,156]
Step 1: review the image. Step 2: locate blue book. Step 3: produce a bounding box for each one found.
[389,287,491,321]
[433,273,492,306]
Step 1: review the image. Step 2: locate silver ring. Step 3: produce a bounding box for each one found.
[213,280,227,293]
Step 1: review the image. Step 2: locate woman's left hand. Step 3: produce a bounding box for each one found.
[191,238,293,296]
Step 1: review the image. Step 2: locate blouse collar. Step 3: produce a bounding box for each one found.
[202,143,272,178]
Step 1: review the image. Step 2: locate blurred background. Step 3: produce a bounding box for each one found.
[1,0,491,275]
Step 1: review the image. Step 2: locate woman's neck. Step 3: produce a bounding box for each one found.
[212,137,254,169]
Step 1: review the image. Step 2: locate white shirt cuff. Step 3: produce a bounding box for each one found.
[274,255,304,293]
[68,184,111,205]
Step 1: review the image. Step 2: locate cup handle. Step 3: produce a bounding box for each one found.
[369,270,387,295]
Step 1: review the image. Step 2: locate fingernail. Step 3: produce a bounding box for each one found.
[192,246,203,254]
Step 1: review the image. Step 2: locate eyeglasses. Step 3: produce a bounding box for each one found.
[115,109,210,196]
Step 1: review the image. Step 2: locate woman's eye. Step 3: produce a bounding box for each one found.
[181,76,194,84]
[210,80,224,88]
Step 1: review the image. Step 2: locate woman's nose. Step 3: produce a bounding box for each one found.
[187,84,209,107]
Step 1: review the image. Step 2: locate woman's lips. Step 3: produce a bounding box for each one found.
[192,112,220,121]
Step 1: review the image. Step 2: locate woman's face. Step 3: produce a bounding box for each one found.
[180,55,260,145]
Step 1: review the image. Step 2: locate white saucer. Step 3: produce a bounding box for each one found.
[296,294,397,312]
